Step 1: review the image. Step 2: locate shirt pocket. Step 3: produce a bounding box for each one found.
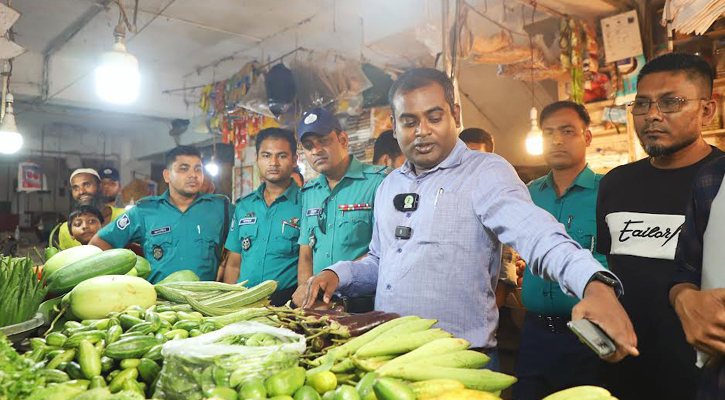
[336,210,372,250]
[418,193,461,245]
[271,224,300,256]
[144,234,175,262]
[568,217,597,252]
[195,231,220,262]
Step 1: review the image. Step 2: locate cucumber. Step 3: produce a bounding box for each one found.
[373,378,416,400]
[47,249,137,296]
[156,269,199,284]
[105,336,160,360]
[78,339,102,379]
[143,344,163,361]
[65,330,106,348]
[40,368,71,383]
[46,332,68,347]
[108,368,138,393]
[101,356,115,372]
[137,358,161,384]
[44,245,102,278]
[47,349,76,369]
[106,325,123,344]
[64,362,84,380]
[173,320,200,331]
[133,256,151,279]
[126,322,155,335]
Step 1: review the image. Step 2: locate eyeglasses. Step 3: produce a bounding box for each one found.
[628,97,706,115]
[317,197,330,235]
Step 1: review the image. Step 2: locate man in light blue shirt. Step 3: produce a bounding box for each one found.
[301,68,638,363]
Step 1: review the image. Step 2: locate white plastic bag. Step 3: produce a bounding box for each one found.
[154,322,305,400]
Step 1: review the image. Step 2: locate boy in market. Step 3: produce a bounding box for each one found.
[68,205,104,245]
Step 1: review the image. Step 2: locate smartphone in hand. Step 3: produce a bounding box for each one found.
[568,319,617,358]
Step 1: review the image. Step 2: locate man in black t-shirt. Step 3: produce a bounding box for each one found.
[597,53,723,400]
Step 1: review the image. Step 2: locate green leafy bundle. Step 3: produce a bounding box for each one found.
[0,255,47,327]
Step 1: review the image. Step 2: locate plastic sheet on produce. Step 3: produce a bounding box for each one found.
[154,322,305,400]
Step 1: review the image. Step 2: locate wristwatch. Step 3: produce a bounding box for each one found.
[587,271,623,297]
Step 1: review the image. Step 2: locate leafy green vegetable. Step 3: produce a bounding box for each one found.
[0,334,46,399]
[0,255,47,327]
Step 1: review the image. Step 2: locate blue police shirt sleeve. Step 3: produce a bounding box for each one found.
[472,157,615,299]
[225,205,242,254]
[98,205,143,248]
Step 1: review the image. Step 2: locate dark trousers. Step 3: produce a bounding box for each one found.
[270,285,296,306]
[513,312,605,400]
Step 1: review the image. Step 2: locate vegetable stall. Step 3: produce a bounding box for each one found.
[0,247,616,400]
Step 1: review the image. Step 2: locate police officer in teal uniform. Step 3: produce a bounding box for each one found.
[291,107,388,309]
[222,128,302,305]
[91,146,230,283]
[514,101,608,400]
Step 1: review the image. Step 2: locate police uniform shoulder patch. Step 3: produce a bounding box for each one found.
[116,214,130,230]
[241,237,252,251]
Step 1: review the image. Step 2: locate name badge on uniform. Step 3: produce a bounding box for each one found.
[150,226,171,236]
[307,208,322,217]
[239,217,257,226]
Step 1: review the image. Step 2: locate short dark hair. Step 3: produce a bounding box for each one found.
[638,52,714,97]
[165,145,202,168]
[459,128,494,151]
[373,130,403,163]
[539,101,591,127]
[255,128,297,155]
[67,205,104,231]
[388,68,456,115]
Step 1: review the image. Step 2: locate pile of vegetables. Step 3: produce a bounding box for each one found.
[0,334,45,399]
[154,322,305,400]
[28,300,227,399]
[303,315,518,398]
[0,255,48,327]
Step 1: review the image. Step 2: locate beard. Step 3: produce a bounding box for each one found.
[74,194,103,209]
[639,132,699,157]
[101,195,117,204]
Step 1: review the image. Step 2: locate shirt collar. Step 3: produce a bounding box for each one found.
[539,164,596,192]
[310,156,365,189]
[160,190,213,205]
[399,139,466,177]
[253,180,300,204]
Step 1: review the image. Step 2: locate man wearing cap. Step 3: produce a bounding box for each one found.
[99,167,124,208]
[52,168,126,250]
[291,107,389,309]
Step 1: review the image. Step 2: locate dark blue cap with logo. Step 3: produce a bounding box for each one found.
[99,167,120,182]
[296,107,342,141]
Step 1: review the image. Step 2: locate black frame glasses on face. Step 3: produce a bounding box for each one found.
[317,197,330,235]
[628,97,706,115]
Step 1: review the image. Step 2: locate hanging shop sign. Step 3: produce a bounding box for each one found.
[17,161,43,192]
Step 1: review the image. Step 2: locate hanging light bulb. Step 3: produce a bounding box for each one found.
[94,22,140,104]
[525,107,543,156]
[205,161,219,177]
[0,93,23,155]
